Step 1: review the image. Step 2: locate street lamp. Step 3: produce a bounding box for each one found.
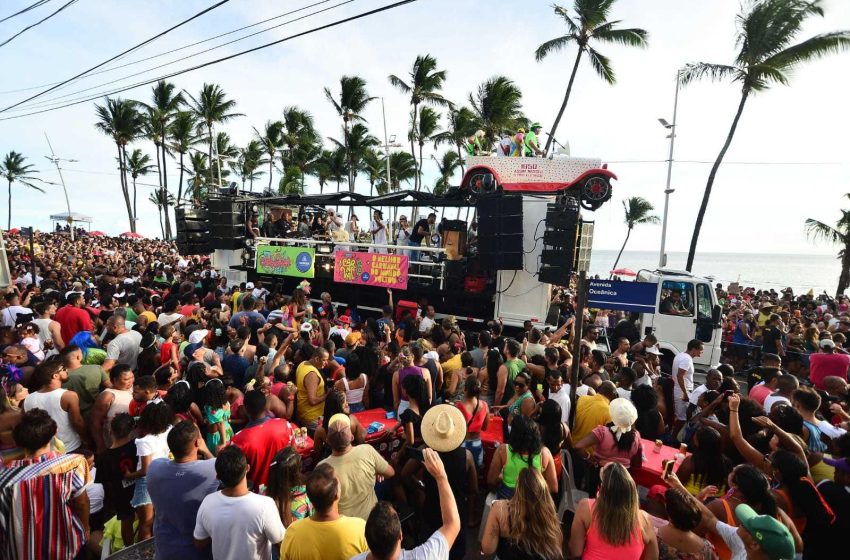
[44,133,77,241]
[658,76,680,268]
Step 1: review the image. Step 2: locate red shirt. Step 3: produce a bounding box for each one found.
[231,417,294,488]
[54,304,93,344]
[809,352,850,390]
[748,384,773,406]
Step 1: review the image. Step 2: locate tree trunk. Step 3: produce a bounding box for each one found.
[6,180,11,230]
[117,144,134,232]
[132,177,138,228]
[161,128,172,240]
[207,124,214,188]
[345,119,355,193]
[250,176,254,193]
[177,152,185,208]
[837,243,850,297]
[456,143,465,175]
[157,204,164,239]
[410,103,419,191]
[611,227,632,277]
[543,48,584,156]
[162,188,172,241]
[418,140,424,192]
[686,88,750,271]
[268,154,274,191]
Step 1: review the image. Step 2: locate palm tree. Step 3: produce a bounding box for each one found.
[413,107,441,190]
[211,132,238,188]
[281,107,321,192]
[806,198,850,297]
[148,189,175,239]
[432,151,461,196]
[680,0,850,271]
[330,123,379,192]
[311,150,334,194]
[388,54,452,189]
[186,83,242,188]
[279,167,304,195]
[230,140,266,192]
[611,197,659,272]
[125,149,154,227]
[95,97,144,231]
[254,120,284,191]
[535,2,648,155]
[325,147,348,193]
[469,76,527,148]
[169,110,198,206]
[432,106,479,174]
[324,76,375,191]
[360,148,385,196]
[186,152,209,203]
[0,151,42,230]
[387,151,417,191]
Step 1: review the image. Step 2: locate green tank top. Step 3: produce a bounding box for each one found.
[501,359,525,405]
[502,444,542,489]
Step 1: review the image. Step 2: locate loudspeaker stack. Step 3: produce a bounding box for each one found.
[476,194,523,270]
[538,198,580,287]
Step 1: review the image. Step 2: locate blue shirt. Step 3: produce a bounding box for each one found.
[228,311,266,331]
[147,458,219,560]
[222,353,251,388]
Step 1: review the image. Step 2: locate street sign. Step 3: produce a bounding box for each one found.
[587,279,657,313]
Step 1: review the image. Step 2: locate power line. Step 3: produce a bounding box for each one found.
[0,0,53,24]
[0,0,339,95]
[4,0,357,112]
[0,0,420,122]
[0,0,77,48]
[0,0,231,113]
[607,159,847,166]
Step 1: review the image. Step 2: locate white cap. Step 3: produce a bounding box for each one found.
[189,329,209,344]
[820,338,836,349]
[246,282,255,290]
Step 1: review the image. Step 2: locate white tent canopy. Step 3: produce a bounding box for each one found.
[49,212,93,224]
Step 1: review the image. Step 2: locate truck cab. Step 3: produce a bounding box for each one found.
[636,269,723,371]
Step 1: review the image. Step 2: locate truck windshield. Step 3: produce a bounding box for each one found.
[659,280,694,317]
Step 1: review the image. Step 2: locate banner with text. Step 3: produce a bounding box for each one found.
[256,245,315,278]
[586,279,657,313]
[333,250,409,290]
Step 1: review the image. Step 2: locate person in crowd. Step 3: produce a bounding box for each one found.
[569,462,659,558]
[102,315,143,373]
[309,389,366,458]
[54,292,92,344]
[231,389,296,489]
[673,340,704,433]
[294,345,329,433]
[60,343,109,423]
[280,463,369,560]
[265,447,313,528]
[0,409,92,560]
[456,375,489,467]
[763,375,798,413]
[95,413,139,549]
[317,413,395,520]
[487,415,558,499]
[193,445,285,560]
[655,486,720,559]
[202,378,233,455]
[90,363,134,452]
[370,210,388,254]
[148,420,218,560]
[809,337,850,389]
[23,358,87,452]
[334,360,368,412]
[572,380,617,444]
[676,426,731,497]
[538,398,569,475]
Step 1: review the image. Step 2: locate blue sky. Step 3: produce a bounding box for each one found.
[1,0,848,259]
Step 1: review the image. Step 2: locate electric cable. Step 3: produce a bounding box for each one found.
[0,0,420,121]
[0,0,77,48]
[0,0,231,113]
[0,0,53,24]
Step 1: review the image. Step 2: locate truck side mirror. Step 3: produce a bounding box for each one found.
[712,304,722,325]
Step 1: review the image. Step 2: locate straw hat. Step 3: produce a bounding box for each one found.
[421,404,466,453]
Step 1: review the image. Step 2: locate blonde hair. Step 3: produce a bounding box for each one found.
[507,468,562,560]
[594,463,640,545]
[399,346,415,367]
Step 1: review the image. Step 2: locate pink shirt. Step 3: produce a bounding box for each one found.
[591,425,641,467]
[809,352,850,389]
[748,383,773,406]
[583,498,645,560]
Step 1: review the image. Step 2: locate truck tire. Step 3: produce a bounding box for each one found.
[579,174,612,210]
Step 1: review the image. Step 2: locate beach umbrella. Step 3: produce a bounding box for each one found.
[89,231,106,237]
[7,228,19,234]
[610,268,637,277]
[120,232,144,239]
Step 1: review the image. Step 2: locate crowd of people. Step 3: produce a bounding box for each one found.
[0,230,847,560]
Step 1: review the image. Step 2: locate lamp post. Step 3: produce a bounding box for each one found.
[658,75,680,268]
[44,133,77,241]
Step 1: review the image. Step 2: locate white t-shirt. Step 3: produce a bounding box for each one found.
[193,491,285,560]
[135,429,172,470]
[672,352,695,398]
[419,316,436,334]
[764,394,792,413]
[371,220,387,245]
[1,305,33,327]
[633,373,653,388]
[715,520,746,560]
[576,384,592,397]
[689,383,711,406]
[617,387,632,401]
[352,530,448,560]
[548,385,572,424]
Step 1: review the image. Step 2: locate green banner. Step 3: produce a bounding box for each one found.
[255,245,315,278]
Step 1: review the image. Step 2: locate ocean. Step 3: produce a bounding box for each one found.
[588,250,842,295]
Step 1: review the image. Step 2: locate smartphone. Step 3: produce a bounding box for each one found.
[406,447,424,461]
[662,459,675,479]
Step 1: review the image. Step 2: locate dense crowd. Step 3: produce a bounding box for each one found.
[0,231,847,560]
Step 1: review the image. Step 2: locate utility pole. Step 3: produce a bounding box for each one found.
[568,218,593,428]
[658,76,680,268]
[44,133,77,241]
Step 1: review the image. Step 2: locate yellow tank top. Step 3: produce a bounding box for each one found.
[295,362,325,426]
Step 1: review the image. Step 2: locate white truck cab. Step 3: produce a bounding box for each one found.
[635,269,723,371]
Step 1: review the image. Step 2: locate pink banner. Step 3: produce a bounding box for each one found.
[333,250,409,290]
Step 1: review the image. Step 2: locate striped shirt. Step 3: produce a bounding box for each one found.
[0,452,91,560]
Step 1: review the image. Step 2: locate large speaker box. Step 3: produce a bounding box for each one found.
[206,198,246,250]
[477,195,523,270]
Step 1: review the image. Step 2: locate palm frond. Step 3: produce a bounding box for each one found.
[388,74,412,94]
[553,5,579,35]
[534,34,577,61]
[592,25,648,48]
[805,218,846,245]
[678,63,741,87]
[586,46,615,84]
[761,31,850,71]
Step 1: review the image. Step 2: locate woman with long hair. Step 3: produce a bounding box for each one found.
[537,399,569,474]
[480,467,563,560]
[569,462,658,559]
[202,379,233,455]
[484,348,504,407]
[456,375,489,468]
[656,487,719,560]
[0,381,27,462]
[311,389,366,458]
[631,384,665,441]
[265,447,313,527]
[676,426,731,497]
[487,415,558,499]
[164,380,203,425]
[399,374,430,449]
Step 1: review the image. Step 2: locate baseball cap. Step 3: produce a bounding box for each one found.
[188,329,209,345]
[345,332,361,346]
[327,414,353,450]
[820,338,836,349]
[246,282,255,290]
[645,345,662,356]
[823,456,850,473]
[735,504,795,560]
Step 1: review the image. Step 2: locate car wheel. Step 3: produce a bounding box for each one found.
[580,174,612,210]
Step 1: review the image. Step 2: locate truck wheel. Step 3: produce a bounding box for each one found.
[579,174,612,210]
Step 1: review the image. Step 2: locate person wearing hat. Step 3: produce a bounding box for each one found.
[818,456,850,536]
[664,471,796,560]
[370,210,388,254]
[395,215,411,258]
[756,302,776,333]
[524,122,545,157]
[316,414,395,521]
[573,397,642,473]
[354,448,460,560]
[761,314,785,358]
[810,337,850,390]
